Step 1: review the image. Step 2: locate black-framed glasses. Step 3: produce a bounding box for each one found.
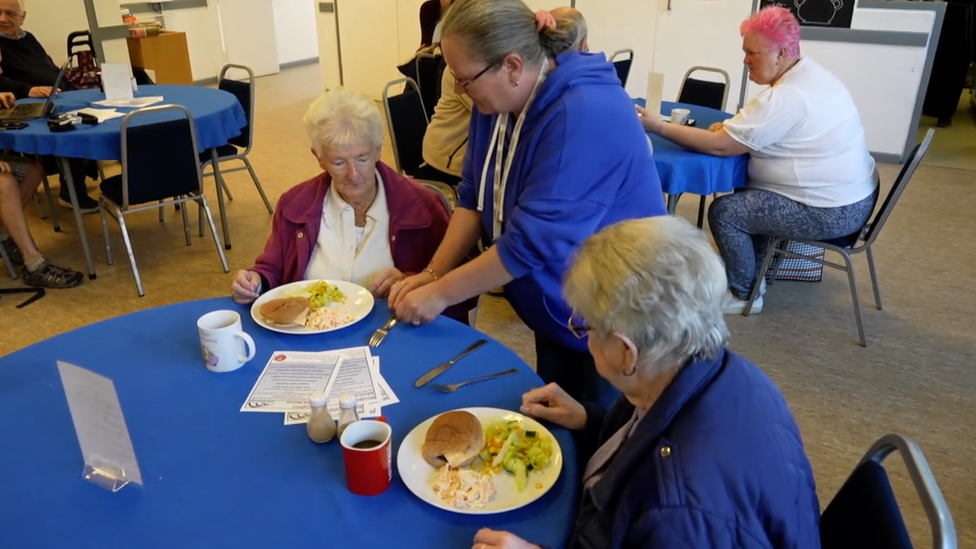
[452,60,499,91]
[567,314,591,339]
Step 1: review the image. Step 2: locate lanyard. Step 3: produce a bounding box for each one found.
[477,57,550,241]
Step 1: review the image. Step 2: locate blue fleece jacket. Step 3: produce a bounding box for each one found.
[457,51,667,351]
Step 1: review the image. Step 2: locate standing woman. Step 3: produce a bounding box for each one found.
[391,0,666,407]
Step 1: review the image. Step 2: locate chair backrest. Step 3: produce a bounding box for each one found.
[863,128,935,245]
[383,77,428,176]
[415,51,446,119]
[66,30,94,60]
[820,434,956,549]
[218,64,255,151]
[677,66,731,111]
[608,49,634,87]
[119,105,204,209]
[418,180,454,214]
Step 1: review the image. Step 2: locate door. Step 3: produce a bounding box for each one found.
[575,0,660,98]
[335,0,402,99]
[651,0,753,111]
[214,0,281,77]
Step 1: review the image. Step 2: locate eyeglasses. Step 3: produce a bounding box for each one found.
[567,314,592,339]
[452,60,499,91]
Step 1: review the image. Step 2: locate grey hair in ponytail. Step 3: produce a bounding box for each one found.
[441,0,581,66]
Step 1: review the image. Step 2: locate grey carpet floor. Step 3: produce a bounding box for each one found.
[2,64,973,546]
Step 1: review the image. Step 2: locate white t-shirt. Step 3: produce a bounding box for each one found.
[723,57,877,208]
[305,170,395,288]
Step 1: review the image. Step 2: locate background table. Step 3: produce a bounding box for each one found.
[0,85,247,278]
[637,99,749,217]
[0,298,579,549]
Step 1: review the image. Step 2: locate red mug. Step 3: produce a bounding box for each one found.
[339,420,393,496]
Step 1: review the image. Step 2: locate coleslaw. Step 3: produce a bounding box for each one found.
[431,465,495,508]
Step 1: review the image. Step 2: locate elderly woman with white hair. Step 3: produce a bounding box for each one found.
[230,88,465,320]
[471,216,821,549]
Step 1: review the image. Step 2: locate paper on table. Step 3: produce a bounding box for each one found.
[321,347,380,417]
[92,96,164,109]
[645,72,665,118]
[240,352,341,413]
[57,361,143,486]
[372,357,399,406]
[75,108,124,122]
[100,63,133,102]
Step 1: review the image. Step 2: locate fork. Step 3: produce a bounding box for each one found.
[368,314,399,347]
[430,368,519,393]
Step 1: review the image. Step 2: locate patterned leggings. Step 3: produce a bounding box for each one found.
[708,187,878,299]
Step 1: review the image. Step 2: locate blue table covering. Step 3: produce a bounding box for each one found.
[0,298,579,549]
[0,85,247,160]
[638,99,749,197]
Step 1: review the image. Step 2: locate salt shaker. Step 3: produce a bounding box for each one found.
[306,393,336,443]
[336,394,360,437]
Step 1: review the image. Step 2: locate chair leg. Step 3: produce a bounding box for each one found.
[198,199,205,237]
[39,174,61,232]
[745,239,778,316]
[696,195,707,228]
[0,243,17,279]
[158,199,166,222]
[99,204,115,265]
[210,150,232,250]
[243,157,273,214]
[220,177,235,201]
[866,246,882,310]
[117,214,145,296]
[180,197,191,246]
[840,252,867,347]
[200,196,229,273]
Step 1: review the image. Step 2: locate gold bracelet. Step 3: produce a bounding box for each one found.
[424,267,439,280]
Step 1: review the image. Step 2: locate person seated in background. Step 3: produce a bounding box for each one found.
[230,88,470,323]
[418,6,590,186]
[636,6,877,315]
[0,99,83,288]
[0,0,100,213]
[472,216,821,549]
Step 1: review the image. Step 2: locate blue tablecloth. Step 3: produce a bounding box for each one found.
[0,85,247,160]
[638,99,749,197]
[0,298,579,549]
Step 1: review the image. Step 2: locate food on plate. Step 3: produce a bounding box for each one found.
[431,465,495,508]
[305,308,355,331]
[481,420,553,492]
[258,297,310,327]
[422,411,486,468]
[305,281,347,310]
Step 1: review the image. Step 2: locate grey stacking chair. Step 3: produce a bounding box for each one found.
[744,129,935,346]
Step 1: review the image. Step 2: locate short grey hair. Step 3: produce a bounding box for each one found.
[551,7,587,52]
[302,88,384,155]
[441,0,582,66]
[563,216,730,368]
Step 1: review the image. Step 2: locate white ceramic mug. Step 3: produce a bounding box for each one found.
[197,310,256,373]
[670,108,691,126]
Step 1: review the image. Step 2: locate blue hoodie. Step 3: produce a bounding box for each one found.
[457,51,667,351]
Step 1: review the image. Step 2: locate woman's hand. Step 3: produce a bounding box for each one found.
[708,121,725,133]
[230,270,261,304]
[370,267,406,298]
[635,104,664,134]
[472,528,541,549]
[392,278,448,326]
[388,270,435,309]
[521,383,587,431]
[0,93,14,108]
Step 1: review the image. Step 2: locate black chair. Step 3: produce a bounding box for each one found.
[99,105,229,296]
[745,129,936,346]
[608,49,634,88]
[66,30,97,68]
[820,434,956,549]
[677,66,731,227]
[415,50,447,120]
[200,64,273,250]
[383,77,429,177]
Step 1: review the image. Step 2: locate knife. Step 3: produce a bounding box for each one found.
[414,339,488,387]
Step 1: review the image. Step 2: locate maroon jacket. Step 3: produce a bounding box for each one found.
[250,161,470,322]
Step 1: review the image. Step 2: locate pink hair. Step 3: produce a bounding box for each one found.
[740,7,801,58]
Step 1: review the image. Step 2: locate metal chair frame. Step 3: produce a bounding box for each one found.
[608,49,634,88]
[382,77,428,175]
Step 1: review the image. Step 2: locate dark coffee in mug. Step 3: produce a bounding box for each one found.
[352,439,383,449]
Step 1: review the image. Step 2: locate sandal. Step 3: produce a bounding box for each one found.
[1,237,24,266]
[22,261,84,289]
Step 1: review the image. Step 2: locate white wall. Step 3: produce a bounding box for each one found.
[22,0,90,66]
[576,0,662,100]
[273,0,318,64]
[316,3,340,90]
[145,5,224,82]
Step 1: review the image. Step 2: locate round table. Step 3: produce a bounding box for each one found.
[0,298,580,549]
[0,85,247,279]
[637,99,749,219]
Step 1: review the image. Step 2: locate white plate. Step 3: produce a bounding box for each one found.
[250,279,375,335]
[397,407,563,515]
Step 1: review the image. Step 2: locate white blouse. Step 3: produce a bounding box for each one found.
[304,171,395,288]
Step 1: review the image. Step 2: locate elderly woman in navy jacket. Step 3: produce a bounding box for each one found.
[472,216,821,549]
